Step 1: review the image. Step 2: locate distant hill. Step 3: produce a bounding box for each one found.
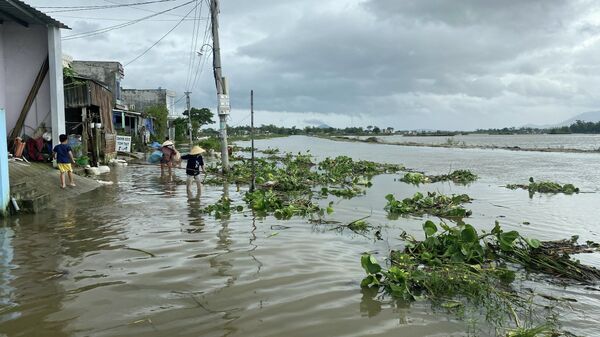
[524,111,600,129]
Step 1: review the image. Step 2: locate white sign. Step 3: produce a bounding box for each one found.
[116,135,132,152]
[218,94,230,114]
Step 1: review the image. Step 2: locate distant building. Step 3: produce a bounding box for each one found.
[122,88,176,116]
[70,61,125,109]
[70,60,149,140]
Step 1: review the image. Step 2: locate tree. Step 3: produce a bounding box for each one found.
[182,107,215,140]
[172,117,188,142]
[372,126,381,133]
[145,104,169,141]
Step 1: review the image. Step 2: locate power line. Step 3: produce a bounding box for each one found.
[124,0,200,66]
[42,0,179,13]
[62,0,195,40]
[184,0,202,91]
[103,0,189,18]
[189,14,212,91]
[52,14,201,22]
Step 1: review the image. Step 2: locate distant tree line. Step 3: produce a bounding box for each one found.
[548,120,600,134]
[189,119,600,140]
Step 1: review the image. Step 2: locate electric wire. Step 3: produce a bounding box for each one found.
[103,0,189,18]
[62,0,195,40]
[42,0,179,13]
[189,14,212,91]
[184,0,203,91]
[52,14,200,22]
[124,0,200,66]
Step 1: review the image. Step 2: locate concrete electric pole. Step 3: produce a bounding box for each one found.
[210,0,230,173]
[185,91,193,144]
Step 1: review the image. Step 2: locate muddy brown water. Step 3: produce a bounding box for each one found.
[1,135,599,336]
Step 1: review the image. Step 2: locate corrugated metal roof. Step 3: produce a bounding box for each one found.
[0,0,69,29]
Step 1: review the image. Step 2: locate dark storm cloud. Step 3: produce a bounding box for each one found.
[26,0,600,129]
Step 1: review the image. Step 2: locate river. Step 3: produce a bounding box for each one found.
[357,133,600,151]
[1,135,599,336]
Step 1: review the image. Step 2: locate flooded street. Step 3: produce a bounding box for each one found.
[1,136,600,337]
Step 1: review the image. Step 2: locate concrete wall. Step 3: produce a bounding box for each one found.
[1,22,51,138]
[0,25,6,112]
[122,89,176,115]
[71,61,122,105]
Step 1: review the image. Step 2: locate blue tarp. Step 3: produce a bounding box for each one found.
[148,150,162,164]
[145,118,155,135]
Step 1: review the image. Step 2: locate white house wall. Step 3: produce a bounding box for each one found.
[0,24,6,111]
[2,22,51,139]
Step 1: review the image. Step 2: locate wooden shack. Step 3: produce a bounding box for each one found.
[64,75,116,164]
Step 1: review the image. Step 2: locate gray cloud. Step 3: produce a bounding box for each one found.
[27,0,600,129]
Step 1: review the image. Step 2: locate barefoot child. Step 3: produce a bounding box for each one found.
[181,146,205,198]
[53,134,76,188]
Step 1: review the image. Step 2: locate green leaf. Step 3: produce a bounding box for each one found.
[460,224,478,243]
[499,231,519,244]
[361,254,382,274]
[525,238,541,249]
[441,301,463,309]
[361,275,375,287]
[422,221,438,237]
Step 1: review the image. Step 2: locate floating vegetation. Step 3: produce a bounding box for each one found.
[260,147,280,155]
[244,189,332,220]
[201,151,404,220]
[385,192,472,219]
[400,170,478,185]
[317,155,404,182]
[200,197,243,219]
[361,221,600,335]
[506,177,580,196]
[399,172,430,185]
[429,169,478,185]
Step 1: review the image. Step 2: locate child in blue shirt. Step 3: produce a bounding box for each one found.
[52,134,76,189]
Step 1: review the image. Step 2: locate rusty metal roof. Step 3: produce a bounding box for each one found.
[0,0,69,29]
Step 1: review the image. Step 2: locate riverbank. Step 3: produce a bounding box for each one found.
[323,135,600,154]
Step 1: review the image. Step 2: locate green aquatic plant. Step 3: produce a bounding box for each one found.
[399,172,430,185]
[318,155,404,184]
[429,169,478,185]
[243,189,333,220]
[361,221,600,335]
[400,170,478,185]
[506,177,580,196]
[384,192,472,219]
[260,147,280,155]
[200,197,243,219]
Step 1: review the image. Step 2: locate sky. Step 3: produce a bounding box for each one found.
[27,0,600,130]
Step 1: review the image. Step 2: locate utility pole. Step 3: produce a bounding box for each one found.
[185,91,193,144]
[210,0,230,173]
[250,90,255,192]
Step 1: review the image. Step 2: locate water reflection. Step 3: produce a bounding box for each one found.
[0,225,18,323]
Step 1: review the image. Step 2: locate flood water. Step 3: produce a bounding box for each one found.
[1,135,600,337]
[357,133,600,151]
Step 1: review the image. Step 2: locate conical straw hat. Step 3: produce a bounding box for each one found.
[190,146,205,155]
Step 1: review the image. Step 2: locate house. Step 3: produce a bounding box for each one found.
[122,88,176,116]
[0,0,68,215]
[63,74,116,164]
[122,88,175,140]
[70,60,136,133]
[70,60,151,148]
